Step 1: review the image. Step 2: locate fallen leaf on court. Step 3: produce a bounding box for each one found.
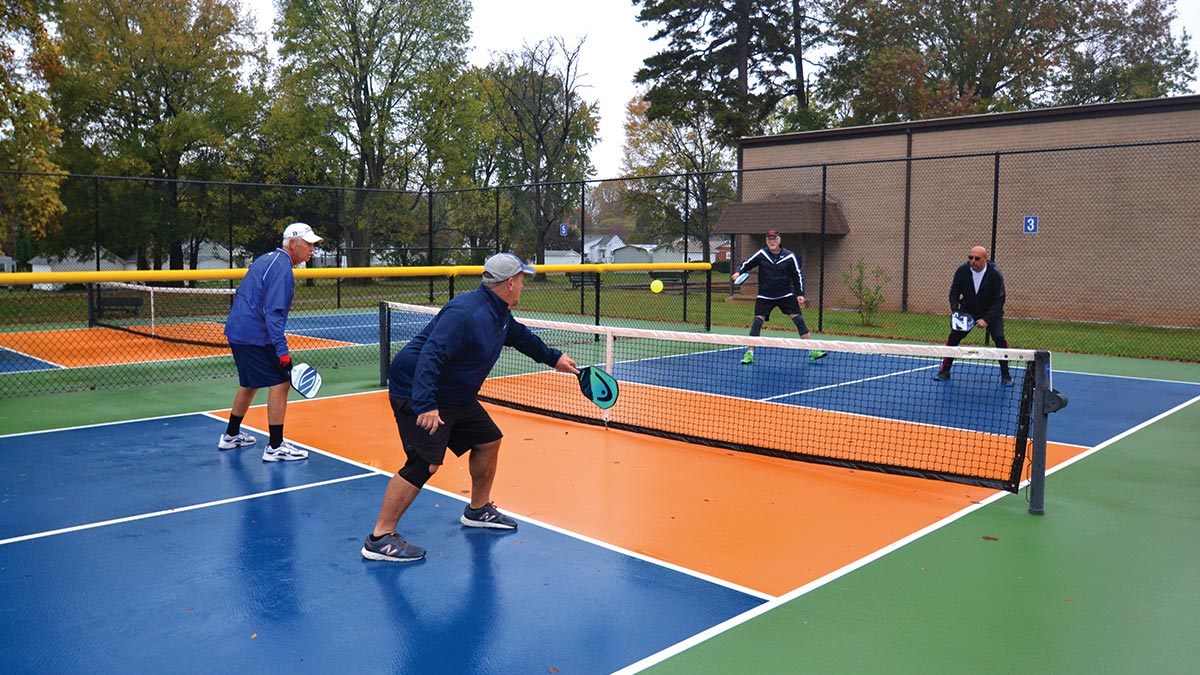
[982,535,999,541]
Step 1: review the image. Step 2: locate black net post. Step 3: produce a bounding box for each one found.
[379,301,391,387]
[1028,350,1067,515]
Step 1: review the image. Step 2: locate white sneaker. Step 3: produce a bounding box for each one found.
[262,441,308,462]
[218,432,257,450]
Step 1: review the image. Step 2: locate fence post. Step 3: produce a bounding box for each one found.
[93,176,101,271]
[683,171,691,324]
[991,152,1000,260]
[902,129,913,312]
[818,164,827,331]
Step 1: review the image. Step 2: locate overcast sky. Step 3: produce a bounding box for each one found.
[246,0,1200,180]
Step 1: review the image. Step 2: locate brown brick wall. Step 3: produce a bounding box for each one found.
[736,102,1200,328]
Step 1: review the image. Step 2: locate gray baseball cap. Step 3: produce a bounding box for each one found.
[482,252,535,282]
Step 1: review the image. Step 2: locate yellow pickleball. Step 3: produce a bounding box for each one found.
[650,279,664,293]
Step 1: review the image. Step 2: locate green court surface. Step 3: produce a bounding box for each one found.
[4,355,1198,674]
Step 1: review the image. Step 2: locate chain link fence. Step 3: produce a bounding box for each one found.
[2,137,1196,397]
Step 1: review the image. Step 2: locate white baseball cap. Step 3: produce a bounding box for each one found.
[482,252,535,282]
[283,222,322,244]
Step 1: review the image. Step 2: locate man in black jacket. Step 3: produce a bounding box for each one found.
[731,229,826,364]
[937,246,1012,384]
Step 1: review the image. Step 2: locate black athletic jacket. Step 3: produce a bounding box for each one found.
[949,261,1006,324]
[735,247,805,299]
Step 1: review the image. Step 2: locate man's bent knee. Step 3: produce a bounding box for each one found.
[396,453,439,488]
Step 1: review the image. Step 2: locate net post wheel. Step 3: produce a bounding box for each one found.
[650,279,664,293]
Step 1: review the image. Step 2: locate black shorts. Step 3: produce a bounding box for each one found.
[754,296,803,320]
[389,397,502,466]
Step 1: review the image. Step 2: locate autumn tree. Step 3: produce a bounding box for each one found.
[274,0,471,267]
[45,0,264,269]
[620,95,735,261]
[485,38,598,264]
[0,0,66,264]
[818,0,1197,124]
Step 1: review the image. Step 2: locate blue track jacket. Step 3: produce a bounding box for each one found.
[223,248,294,357]
[389,284,564,414]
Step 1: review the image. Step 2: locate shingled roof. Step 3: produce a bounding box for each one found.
[715,192,849,235]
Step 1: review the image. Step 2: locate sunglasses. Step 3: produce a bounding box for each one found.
[967,255,983,261]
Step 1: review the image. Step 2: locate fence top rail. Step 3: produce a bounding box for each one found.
[0,263,713,286]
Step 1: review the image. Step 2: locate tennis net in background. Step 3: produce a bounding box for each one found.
[90,282,235,348]
[381,301,1050,494]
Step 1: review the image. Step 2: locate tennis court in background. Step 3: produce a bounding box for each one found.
[3,346,1198,672]
[0,311,376,373]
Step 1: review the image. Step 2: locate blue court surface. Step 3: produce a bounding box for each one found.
[0,415,763,674]
[0,347,58,374]
[2,359,1198,673]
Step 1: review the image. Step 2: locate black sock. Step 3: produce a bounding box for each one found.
[225,414,244,437]
[269,424,283,448]
[369,533,387,542]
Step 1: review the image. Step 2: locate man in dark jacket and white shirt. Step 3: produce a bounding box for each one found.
[937,245,1012,384]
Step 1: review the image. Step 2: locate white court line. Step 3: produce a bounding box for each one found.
[762,363,940,401]
[0,472,374,547]
[0,344,66,370]
[614,391,1200,674]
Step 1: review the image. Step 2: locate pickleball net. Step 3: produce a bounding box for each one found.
[380,301,1057,497]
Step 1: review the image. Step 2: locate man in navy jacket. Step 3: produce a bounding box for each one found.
[219,222,321,461]
[362,253,579,563]
[937,245,1012,384]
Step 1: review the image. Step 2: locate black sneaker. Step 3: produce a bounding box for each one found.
[935,370,951,381]
[461,502,518,530]
[361,532,425,562]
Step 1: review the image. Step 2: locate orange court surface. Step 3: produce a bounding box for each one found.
[235,391,1083,597]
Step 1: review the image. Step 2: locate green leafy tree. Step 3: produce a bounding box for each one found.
[47,0,265,269]
[274,0,471,267]
[1055,0,1197,104]
[819,0,1196,124]
[0,0,66,262]
[633,0,832,146]
[485,38,598,264]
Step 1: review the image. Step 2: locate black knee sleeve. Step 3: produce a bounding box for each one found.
[750,316,764,337]
[791,314,809,335]
[397,453,435,488]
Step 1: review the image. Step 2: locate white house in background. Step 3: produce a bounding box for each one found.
[188,241,250,270]
[541,249,583,266]
[583,234,625,263]
[611,244,653,264]
[29,248,127,290]
[0,255,15,273]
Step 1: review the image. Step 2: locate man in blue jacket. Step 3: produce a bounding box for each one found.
[218,222,321,461]
[362,252,579,563]
[731,229,825,364]
[936,245,1012,384]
